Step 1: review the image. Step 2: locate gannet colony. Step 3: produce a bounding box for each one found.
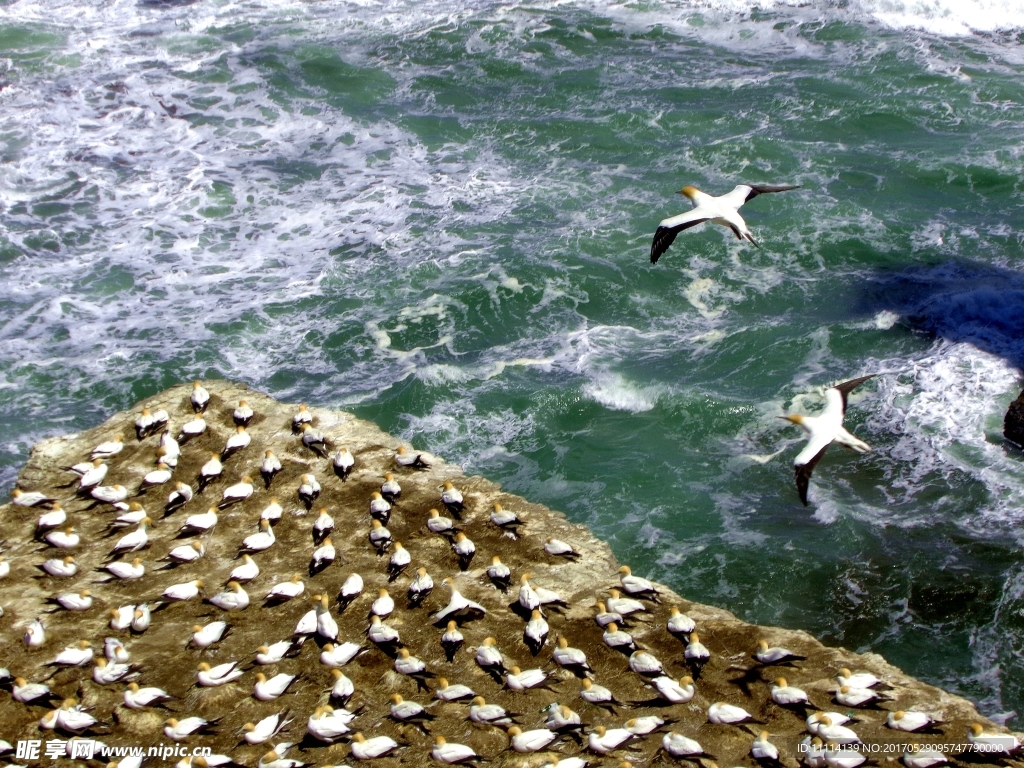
[1,381,1021,767]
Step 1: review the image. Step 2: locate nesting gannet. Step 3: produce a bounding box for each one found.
[629,649,664,676]
[807,711,857,735]
[486,556,511,592]
[48,640,93,667]
[197,661,242,687]
[579,678,619,708]
[292,403,312,432]
[835,685,890,708]
[104,636,130,662]
[389,693,434,725]
[77,459,108,491]
[320,640,363,667]
[650,183,800,263]
[469,695,515,725]
[136,411,167,442]
[132,604,151,632]
[968,723,1022,754]
[162,579,203,603]
[254,672,297,701]
[440,480,465,517]
[435,577,487,622]
[490,502,523,530]
[435,678,475,702]
[508,726,559,753]
[814,716,860,744]
[651,675,695,704]
[588,725,637,754]
[525,609,550,654]
[368,614,400,647]
[662,732,711,759]
[506,665,550,692]
[442,620,464,661]
[219,476,254,508]
[541,759,588,768]
[45,526,80,549]
[261,498,283,525]
[91,433,125,460]
[603,622,636,653]
[708,702,761,726]
[312,507,334,544]
[232,399,254,426]
[257,743,308,768]
[617,565,660,601]
[801,738,829,768]
[408,567,434,604]
[371,588,395,618]
[780,375,874,506]
[685,632,711,666]
[475,637,506,675]
[177,413,206,444]
[0,555,7,578]
[39,554,77,578]
[887,711,938,733]
[256,450,282,490]
[244,711,292,745]
[771,676,810,707]
[395,445,433,469]
[378,472,401,503]
[297,474,321,509]
[293,607,317,638]
[52,590,93,612]
[332,446,354,480]
[310,537,335,576]
[300,423,329,458]
[123,682,173,710]
[93,658,138,685]
[266,574,305,603]
[350,733,399,760]
[54,699,100,733]
[90,482,128,505]
[256,640,298,665]
[103,556,143,581]
[207,581,249,611]
[755,639,806,665]
[24,617,46,646]
[837,668,889,689]
[666,606,696,637]
[627,715,672,735]
[110,518,152,555]
[307,705,353,742]
[394,648,433,684]
[180,507,218,536]
[338,572,364,606]
[198,453,223,493]
[110,502,146,529]
[141,463,173,491]
[751,730,780,763]
[221,426,251,461]
[329,668,354,703]
[109,605,135,630]
[607,589,646,617]
[13,677,55,705]
[544,703,583,733]
[13,488,57,508]
[428,508,457,537]
[166,481,193,513]
[594,601,624,628]
[242,519,276,552]
[369,519,392,553]
[159,431,181,467]
[545,537,579,560]
[553,636,592,672]
[165,715,218,741]
[226,555,259,584]
[432,735,480,765]
[190,381,210,412]
[161,540,203,565]
[369,491,392,523]
[388,541,410,579]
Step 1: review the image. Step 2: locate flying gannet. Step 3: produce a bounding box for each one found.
[650,183,800,263]
[780,375,875,506]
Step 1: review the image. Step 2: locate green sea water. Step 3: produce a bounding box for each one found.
[1,0,1024,717]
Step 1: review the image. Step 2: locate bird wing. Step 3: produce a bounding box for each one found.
[650,208,711,263]
[831,374,875,414]
[794,442,830,506]
[728,184,801,206]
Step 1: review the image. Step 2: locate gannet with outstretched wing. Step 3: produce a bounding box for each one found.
[650,184,799,263]
[780,375,874,506]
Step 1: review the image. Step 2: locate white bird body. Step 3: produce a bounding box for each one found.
[816,717,862,745]
[432,737,478,764]
[509,727,558,753]
[837,668,885,689]
[78,460,108,490]
[544,537,577,558]
[887,711,937,733]
[967,724,1021,754]
[752,731,780,761]
[628,715,666,735]
[801,738,828,768]
[55,702,99,732]
[368,616,400,645]
[394,649,428,677]
[190,382,210,412]
[836,685,886,708]
[553,638,590,670]
[782,376,874,505]
[191,621,228,648]
[242,520,276,552]
[350,734,398,760]
[132,604,151,632]
[652,675,695,704]
[123,683,172,709]
[316,596,339,640]
[178,414,206,441]
[166,541,205,563]
[222,427,251,456]
[435,578,487,621]
[261,499,283,523]
[476,639,505,671]
[525,610,549,648]
[209,582,250,611]
[650,183,800,262]
[110,605,135,630]
[162,580,203,603]
[167,482,193,510]
[662,731,707,758]
[91,483,129,504]
[470,697,512,725]
[45,527,80,548]
[142,465,173,488]
[320,641,362,668]
[330,669,354,701]
[409,567,434,599]
[245,712,292,745]
[93,658,137,685]
[13,488,57,507]
[606,590,645,616]
[159,432,181,466]
[306,706,352,742]
[254,672,296,701]
[51,642,93,666]
[903,746,948,768]
[91,435,124,459]
[579,679,615,705]
[588,726,636,754]
[771,677,809,707]
[667,606,696,635]
[428,509,455,534]
[13,678,52,704]
[332,447,354,476]
[824,742,869,768]
[371,589,395,617]
[255,640,294,665]
[24,618,46,646]
[220,478,254,507]
[54,590,93,611]
[708,701,757,725]
[267,575,305,601]
[340,572,363,601]
[111,519,151,554]
[104,637,130,662]
[506,666,547,691]
[37,506,67,531]
[40,555,78,578]
[197,661,242,686]
[629,649,663,676]
[230,555,260,582]
[435,679,475,701]
[164,716,214,741]
[104,557,143,580]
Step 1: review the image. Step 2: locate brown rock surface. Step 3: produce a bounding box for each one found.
[0,381,1020,767]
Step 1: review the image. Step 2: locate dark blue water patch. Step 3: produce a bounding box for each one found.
[859,260,1024,370]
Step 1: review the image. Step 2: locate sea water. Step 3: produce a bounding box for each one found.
[1,0,1023,718]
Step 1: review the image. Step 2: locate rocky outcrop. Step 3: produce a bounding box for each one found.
[1,381,1020,767]
[1005,387,1024,447]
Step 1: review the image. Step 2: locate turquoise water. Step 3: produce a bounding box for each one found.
[2,0,1024,718]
